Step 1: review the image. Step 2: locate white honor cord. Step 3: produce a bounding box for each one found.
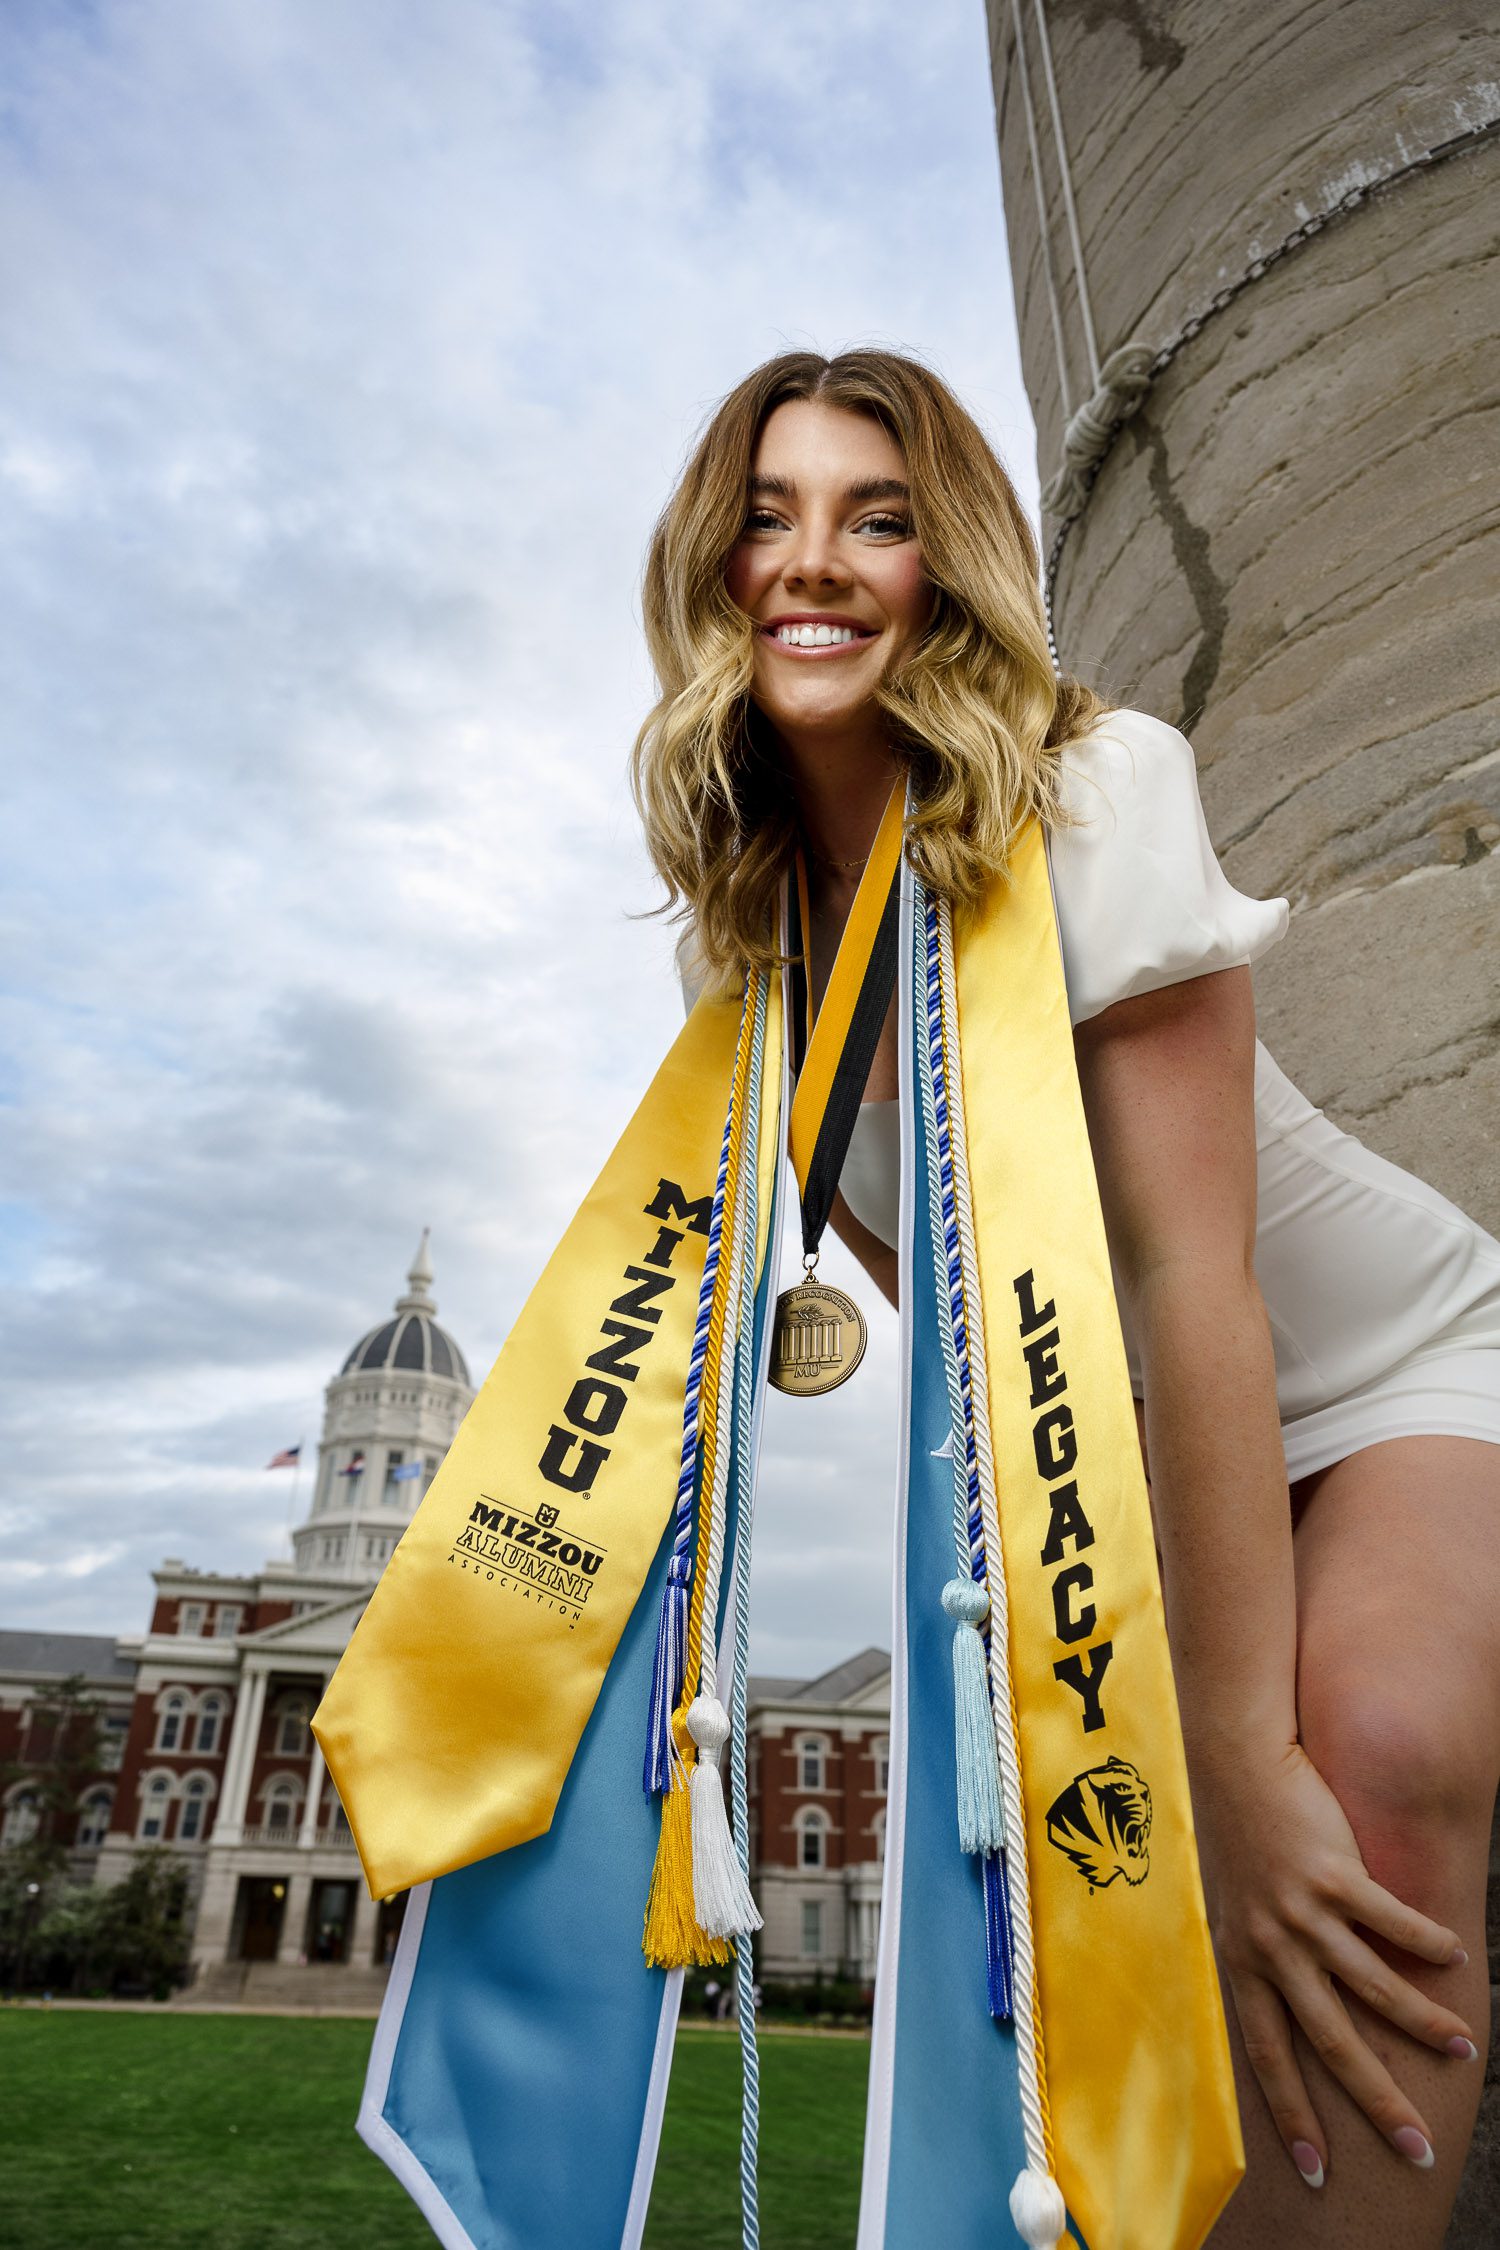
[728,971,770,2249]
[935,897,1056,2201]
[687,971,765,1945]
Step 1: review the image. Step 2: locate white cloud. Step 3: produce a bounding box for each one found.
[0,0,1036,1675]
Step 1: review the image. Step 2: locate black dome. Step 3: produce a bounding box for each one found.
[341,1312,468,1385]
[339,1232,470,1388]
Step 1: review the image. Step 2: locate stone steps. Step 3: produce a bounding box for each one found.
[172,1959,389,2011]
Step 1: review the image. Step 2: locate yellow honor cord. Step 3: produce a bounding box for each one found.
[642,981,759,1969]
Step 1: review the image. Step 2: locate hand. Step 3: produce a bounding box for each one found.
[1192,1738,1474,2185]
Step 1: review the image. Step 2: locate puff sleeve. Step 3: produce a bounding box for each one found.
[1047,708,1289,1026]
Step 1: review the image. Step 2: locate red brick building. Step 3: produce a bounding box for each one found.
[1,1235,472,2001]
[1,1233,890,1995]
[746,1648,890,1982]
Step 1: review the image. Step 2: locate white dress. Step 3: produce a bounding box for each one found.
[831,707,1500,1482]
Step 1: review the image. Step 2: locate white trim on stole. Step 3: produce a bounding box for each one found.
[357,1882,482,2250]
[856,852,917,2249]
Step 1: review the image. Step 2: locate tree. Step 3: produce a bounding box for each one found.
[13,1850,190,1999]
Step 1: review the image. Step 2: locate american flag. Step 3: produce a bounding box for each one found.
[265,1445,301,1470]
[340,1451,367,1476]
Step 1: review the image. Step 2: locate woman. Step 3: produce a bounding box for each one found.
[637,347,1500,2246]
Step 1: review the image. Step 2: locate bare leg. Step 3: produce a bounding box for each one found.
[1207,1436,1500,2248]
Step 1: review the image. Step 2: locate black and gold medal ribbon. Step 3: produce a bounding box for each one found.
[772,779,905,1397]
[786,776,906,1260]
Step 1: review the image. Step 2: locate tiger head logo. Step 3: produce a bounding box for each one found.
[1045,1756,1152,1890]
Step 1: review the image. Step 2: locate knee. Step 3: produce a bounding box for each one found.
[1297,1663,1494,1910]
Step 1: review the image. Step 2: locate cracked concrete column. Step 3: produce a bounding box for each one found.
[985,9,1500,2236]
[985,0,1500,1226]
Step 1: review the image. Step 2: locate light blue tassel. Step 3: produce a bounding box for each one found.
[943,1576,1005,1854]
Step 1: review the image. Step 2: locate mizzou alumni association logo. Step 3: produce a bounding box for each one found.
[1045,1755,1153,1891]
[449,1495,608,1631]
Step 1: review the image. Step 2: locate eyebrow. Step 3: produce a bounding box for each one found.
[748,473,910,505]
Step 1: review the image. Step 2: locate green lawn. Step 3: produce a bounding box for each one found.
[0,2011,870,2249]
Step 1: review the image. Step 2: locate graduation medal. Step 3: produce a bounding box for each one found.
[769,781,903,1396]
[769,1267,867,1395]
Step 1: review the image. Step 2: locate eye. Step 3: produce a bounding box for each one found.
[743,508,785,533]
[858,513,911,538]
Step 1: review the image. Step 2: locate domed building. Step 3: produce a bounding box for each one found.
[1,1239,893,2006]
[63,1238,480,2001]
[291,1231,473,1579]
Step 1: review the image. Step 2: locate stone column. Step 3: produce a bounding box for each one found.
[190,1852,242,1969]
[351,1880,381,1970]
[298,1715,327,1851]
[985,0,1500,1223]
[213,1664,268,1847]
[277,1868,313,1965]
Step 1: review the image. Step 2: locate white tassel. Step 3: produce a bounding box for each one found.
[687,1694,762,1938]
[1009,2166,1068,2247]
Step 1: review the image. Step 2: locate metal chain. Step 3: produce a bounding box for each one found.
[1041,110,1500,665]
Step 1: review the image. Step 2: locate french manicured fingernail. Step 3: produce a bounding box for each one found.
[1448,2036,1480,2061]
[1391,2127,1435,2168]
[1291,2141,1324,2188]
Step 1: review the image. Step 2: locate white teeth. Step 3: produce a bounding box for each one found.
[774,623,860,646]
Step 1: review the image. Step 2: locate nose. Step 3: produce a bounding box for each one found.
[781,512,852,593]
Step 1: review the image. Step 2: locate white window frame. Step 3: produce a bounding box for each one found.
[800,1897,823,1957]
[872,1807,887,1865]
[194,1695,226,1757]
[2,1786,41,1847]
[156,1693,188,1752]
[795,1807,829,1870]
[99,1715,129,1773]
[180,1603,205,1637]
[137,1771,173,1842]
[214,1604,243,1640]
[261,1775,301,1833]
[76,1788,113,1849]
[177,1773,214,1844]
[797,1733,828,1791]
[873,1736,890,1794]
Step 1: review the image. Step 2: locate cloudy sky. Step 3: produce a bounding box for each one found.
[0,0,1037,1678]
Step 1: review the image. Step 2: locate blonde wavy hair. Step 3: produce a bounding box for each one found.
[630,347,1113,983]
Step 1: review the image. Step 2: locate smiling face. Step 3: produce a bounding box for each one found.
[724,397,932,750]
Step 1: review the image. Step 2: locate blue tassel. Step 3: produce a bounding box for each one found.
[943,1577,1005,1852]
[642,1553,691,1793]
[983,1850,1015,2022]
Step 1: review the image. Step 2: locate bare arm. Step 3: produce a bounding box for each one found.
[1074,965,1471,2180]
[1074,966,1296,1754]
[825,1186,899,1310]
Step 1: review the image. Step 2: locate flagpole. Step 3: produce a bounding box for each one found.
[286,1436,307,1548]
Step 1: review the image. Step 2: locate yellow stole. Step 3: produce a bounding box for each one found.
[949,822,1242,2247]
[312,980,782,1896]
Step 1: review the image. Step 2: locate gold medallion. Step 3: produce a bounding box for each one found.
[769,1276,868,1397]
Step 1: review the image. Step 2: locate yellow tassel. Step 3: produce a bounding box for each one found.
[643,1768,733,1969]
